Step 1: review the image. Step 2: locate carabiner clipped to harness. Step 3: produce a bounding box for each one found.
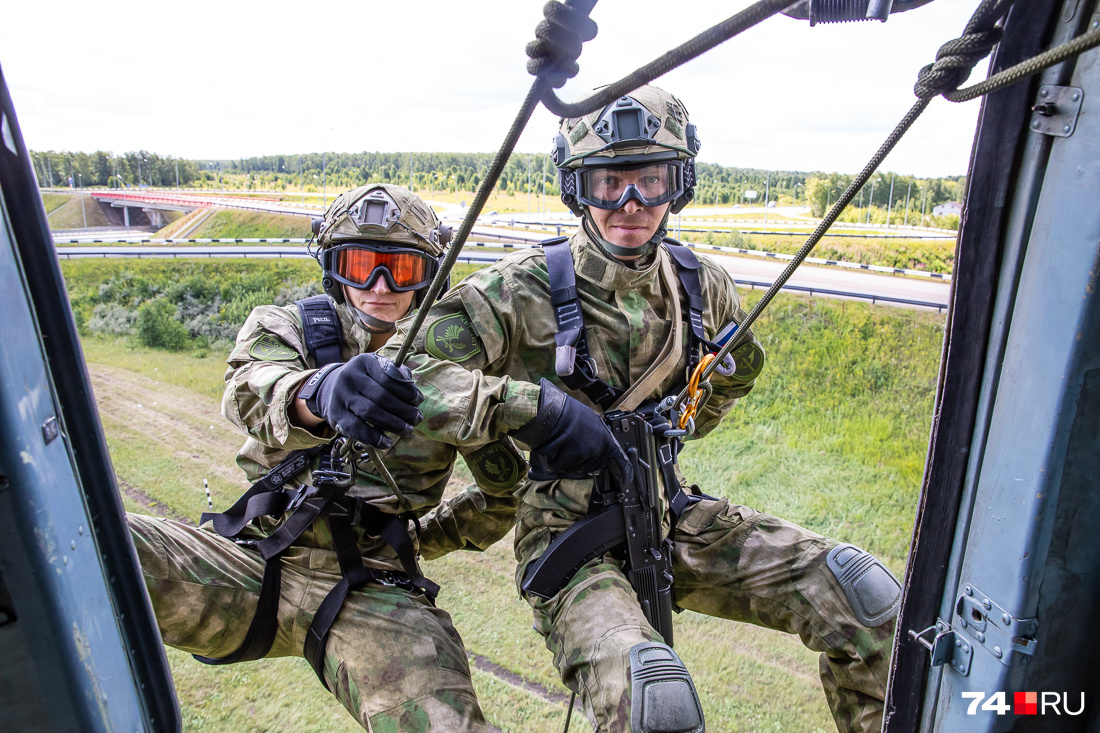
[679,353,716,431]
[311,437,357,490]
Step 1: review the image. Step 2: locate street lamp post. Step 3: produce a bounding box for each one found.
[885,173,895,229]
[904,179,914,227]
[866,178,876,225]
[763,171,770,227]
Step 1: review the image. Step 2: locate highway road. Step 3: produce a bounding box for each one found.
[712,253,950,310]
[55,244,950,311]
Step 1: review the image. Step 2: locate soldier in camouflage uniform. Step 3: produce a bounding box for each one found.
[382,87,902,732]
[127,184,522,731]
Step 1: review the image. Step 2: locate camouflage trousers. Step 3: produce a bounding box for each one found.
[515,497,894,733]
[128,513,488,732]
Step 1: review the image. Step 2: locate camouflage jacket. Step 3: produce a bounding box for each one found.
[222,297,522,569]
[381,228,764,563]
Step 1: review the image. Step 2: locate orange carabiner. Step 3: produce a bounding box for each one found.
[680,353,717,430]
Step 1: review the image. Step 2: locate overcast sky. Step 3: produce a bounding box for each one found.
[1,1,988,177]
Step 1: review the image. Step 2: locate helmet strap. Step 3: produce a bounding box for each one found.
[581,208,670,261]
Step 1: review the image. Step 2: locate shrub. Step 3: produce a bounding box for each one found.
[87,303,138,335]
[137,299,189,350]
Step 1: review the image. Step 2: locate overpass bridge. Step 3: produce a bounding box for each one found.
[87,191,319,228]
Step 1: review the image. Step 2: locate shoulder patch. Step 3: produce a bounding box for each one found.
[425,313,483,363]
[249,333,299,362]
[730,340,765,383]
[465,441,523,492]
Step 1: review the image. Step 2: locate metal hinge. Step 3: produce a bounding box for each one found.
[1030,85,1084,137]
[908,620,973,677]
[956,584,1038,667]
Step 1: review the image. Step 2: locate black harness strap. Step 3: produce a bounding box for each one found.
[545,238,720,530]
[545,240,623,409]
[302,508,440,688]
[199,295,439,677]
[663,242,722,353]
[544,239,717,410]
[296,295,343,367]
[200,447,324,537]
[191,558,283,666]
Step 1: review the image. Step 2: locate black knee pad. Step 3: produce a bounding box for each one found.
[826,543,902,627]
[629,642,705,733]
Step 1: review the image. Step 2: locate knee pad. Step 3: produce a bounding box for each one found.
[826,543,902,628]
[629,642,704,733]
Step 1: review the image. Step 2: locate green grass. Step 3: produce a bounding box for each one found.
[46,194,114,228]
[189,210,312,239]
[41,192,73,214]
[82,336,229,400]
[77,257,941,731]
[692,230,956,275]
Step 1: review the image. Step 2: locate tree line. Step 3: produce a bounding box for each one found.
[29,150,201,188]
[30,149,965,212]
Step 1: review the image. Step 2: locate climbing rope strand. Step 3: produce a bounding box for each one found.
[393,78,550,365]
[946,25,1100,102]
[670,0,1100,407]
[668,95,933,411]
[540,0,795,118]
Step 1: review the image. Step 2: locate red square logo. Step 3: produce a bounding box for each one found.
[1015,691,1037,715]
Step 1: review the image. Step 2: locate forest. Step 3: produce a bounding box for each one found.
[30,148,965,214]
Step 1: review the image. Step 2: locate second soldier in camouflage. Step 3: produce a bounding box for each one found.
[385,86,902,733]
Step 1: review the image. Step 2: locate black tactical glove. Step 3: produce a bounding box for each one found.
[301,353,424,449]
[514,378,631,483]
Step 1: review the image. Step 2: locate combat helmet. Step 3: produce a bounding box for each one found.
[311,183,451,332]
[552,84,701,257]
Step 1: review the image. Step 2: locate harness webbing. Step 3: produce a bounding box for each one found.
[545,238,715,525]
[296,294,343,367]
[196,296,436,682]
[545,238,714,411]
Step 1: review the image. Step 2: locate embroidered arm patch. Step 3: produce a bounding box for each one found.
[248,333,299,361]
[424,313,483,363]
[463,439,526,493]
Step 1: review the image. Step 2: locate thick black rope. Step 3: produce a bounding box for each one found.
[538,0,795,118]
[393,0,596,365]
[526,0,599,89]
[392,79,550,365]
[671,0,1036,407]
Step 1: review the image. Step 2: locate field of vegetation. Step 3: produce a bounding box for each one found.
[63,254,943,732]
[43,193,114,229]
[183,210,313,239]
[692,228,956,274]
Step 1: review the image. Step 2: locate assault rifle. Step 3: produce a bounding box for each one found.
[521,410,676,646]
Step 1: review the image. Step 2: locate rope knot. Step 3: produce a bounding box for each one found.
[914,26,1003,99]
[526,1,598,89]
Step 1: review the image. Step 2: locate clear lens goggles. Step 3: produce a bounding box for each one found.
[325,243,436,292]
[578,162,684,210]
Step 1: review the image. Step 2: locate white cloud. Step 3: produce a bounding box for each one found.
[1,0,986,176]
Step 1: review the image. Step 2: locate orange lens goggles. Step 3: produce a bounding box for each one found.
[331,245,434,291]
